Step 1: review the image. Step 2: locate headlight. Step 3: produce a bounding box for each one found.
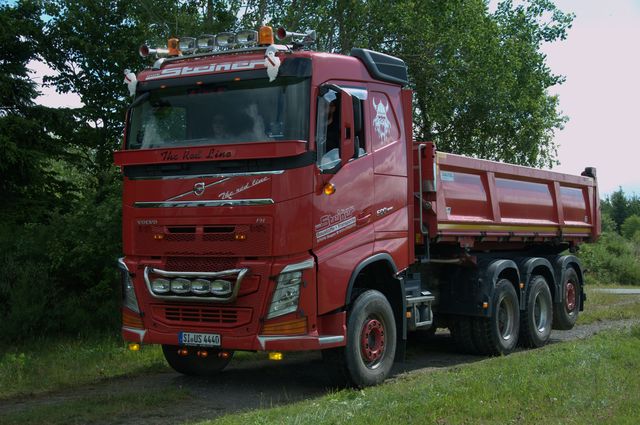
[118,258,140,313]
[267,271,302,319]
[191,278,211,294]
[171,278,191,294]
[151,278,171,294]
[211,279,232,296]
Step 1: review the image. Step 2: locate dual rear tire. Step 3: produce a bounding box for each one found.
[451,276,557,355]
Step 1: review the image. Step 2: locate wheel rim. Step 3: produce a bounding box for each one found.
[360,317,385,368]
[497,296,515,341]
[566,282,576,312]
[533,291,549,333]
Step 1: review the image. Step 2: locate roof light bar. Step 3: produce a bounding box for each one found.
[215,32,236,48]
[179,37,196,54]
[236,30,258,46]
[138,27,289,59]
[197,34,216,50]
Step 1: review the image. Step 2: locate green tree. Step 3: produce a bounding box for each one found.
[0,0,77,224]
[621,215,640,240]
[266,0,572,168]
[607,188,629,232]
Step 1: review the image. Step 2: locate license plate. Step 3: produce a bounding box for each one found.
[179,332,221,347]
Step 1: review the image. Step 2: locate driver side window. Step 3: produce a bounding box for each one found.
[316,88,341,171]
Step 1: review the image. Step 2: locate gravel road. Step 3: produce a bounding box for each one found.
[2,317,639,425]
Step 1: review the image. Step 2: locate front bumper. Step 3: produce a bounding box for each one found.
[122,310,346,351]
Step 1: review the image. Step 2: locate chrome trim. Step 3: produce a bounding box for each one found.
[117,257,129,272]
[280,258,315,274]
[152,45,289,70]
[129,170,285,181]
[256,335,344,350]
[134,199,274,208]
[166,178,231,201]
[144,267,248,303]
[122,327,147,342]
[319,335,345,345]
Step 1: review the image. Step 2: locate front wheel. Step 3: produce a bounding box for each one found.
[343,290,397,387]
[162,345,233,376]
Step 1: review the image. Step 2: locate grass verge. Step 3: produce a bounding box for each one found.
[0,334,167,399]
[0,387,188,425]
[200,325,640,425]
[579,287,640,324]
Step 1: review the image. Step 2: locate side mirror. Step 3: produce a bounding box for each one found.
[340,90,354,165]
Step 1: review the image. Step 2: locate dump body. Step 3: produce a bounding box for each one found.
[413,142,600,253]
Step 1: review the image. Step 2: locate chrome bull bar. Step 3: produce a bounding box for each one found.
[143,266,249,303]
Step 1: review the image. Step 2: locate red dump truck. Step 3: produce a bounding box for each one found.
[114,27,600,387]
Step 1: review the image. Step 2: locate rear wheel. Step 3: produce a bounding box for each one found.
[162,345,233,376]
[327,290,396,387]
[472,279,520,355]
[553,268,581,330]
[519,275,553,347]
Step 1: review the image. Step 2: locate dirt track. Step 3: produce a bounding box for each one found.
[2,318,639,425]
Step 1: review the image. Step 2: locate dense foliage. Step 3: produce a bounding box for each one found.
[579,188,640,286]
[1,0,581,339]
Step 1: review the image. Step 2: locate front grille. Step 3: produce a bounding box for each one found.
[153,305,252,328]
[165,234,196,242]
[165,257,238,272]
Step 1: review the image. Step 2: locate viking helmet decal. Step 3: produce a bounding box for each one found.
[372,97,392,142]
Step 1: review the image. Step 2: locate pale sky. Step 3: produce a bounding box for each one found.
[30,1,640,197]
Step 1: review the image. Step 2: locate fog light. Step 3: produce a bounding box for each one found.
[191,278,212,294]
[269,352,283,361]
[151,278,171,294]
[171,278,191,294]
[128,343,141,351]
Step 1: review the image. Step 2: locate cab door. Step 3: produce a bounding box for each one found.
[312,84,374,315]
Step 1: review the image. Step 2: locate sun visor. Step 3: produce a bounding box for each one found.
[350,48,408,86]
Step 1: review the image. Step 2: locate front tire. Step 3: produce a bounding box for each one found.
[519,275,553,347]
[341,290,397,387]
[553,268,581,330]
[162,345,233,376]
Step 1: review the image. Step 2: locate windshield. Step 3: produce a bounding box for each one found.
[127,77,310,150]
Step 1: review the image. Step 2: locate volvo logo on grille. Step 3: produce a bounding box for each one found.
[193,182,205,196]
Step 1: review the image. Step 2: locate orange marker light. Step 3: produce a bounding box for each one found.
[218,351,231,359]
[258,26,274,45]
[323,183,336,195]
[482,302,489,309]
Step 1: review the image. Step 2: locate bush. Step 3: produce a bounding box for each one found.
[0,176,122,341]
[621,215,640,240]
[579,231,640,286]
